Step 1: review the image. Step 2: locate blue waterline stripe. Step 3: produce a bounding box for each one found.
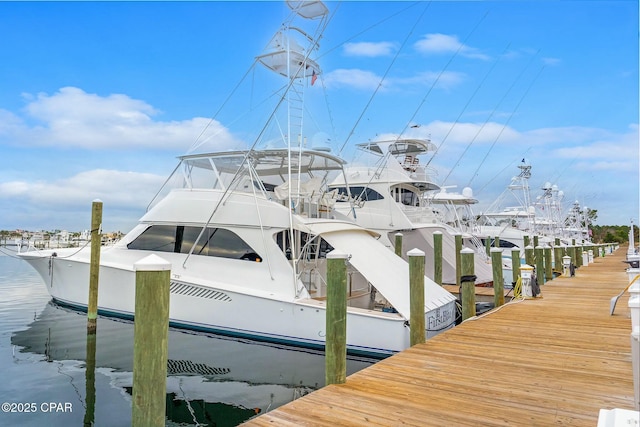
[52,298,392,360]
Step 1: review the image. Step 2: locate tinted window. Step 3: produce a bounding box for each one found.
[332,186,384,202]
[127,225,261,261]
[127,225,178,252]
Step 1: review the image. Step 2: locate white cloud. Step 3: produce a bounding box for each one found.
[541,57,561,66]
[0,169,164,209]
[343,41,397,57]
[394,71,466,91]
[324,69,382,91]
[422,120,521,146]
[414,33,490,60]
[2,87,243,151]
[325,69,465,92]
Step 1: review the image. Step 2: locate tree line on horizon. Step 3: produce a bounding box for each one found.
[590,225,638,244]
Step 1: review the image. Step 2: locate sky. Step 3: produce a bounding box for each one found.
[0,0,638,233]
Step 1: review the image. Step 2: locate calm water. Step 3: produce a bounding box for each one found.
[0,252,375,426]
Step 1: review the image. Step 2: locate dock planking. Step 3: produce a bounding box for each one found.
[244,247,637,426]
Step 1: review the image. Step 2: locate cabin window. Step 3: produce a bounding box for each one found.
[396,188,419,206]
[332,186,384,202]
[482,238,518,249]
[127,225,262,261]
[275,230,334,260]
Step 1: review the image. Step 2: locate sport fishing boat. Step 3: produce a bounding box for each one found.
[328,138,494,286]
[18,0,456,358]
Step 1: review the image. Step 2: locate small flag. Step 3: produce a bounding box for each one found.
[311,69,317,86]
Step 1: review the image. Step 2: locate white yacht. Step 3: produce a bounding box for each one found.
[328,139,494,286]
[477,160,556,250]
[18,1,456,358]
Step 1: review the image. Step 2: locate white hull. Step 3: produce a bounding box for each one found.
[22,246,454,358]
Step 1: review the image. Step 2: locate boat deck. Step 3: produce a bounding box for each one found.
[442,283,514,303]
[243,247,638,426]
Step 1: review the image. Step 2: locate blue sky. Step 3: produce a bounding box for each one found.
[0,0,638,233]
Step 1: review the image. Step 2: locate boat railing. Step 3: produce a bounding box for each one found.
[468,235,490,261]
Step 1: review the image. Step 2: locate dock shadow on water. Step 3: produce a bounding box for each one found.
[0,255,375,426]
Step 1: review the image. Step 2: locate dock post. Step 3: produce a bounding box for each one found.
[408,248,426,346]
[525,245,535,267]
[491,248,504,307]
[455,234,462,286]
[460,248,476,321]
[568,245,577,268]
[326,251,348,385]
[511,248,521,288]
[494,236,501,249]
[486,236,492,257]
[83,329,97,427]
[433,231,442,286]
[544,246,553,282]
[533,235,539,248]
[132,255,171,427]
[394,233,403,258]
[87,199,103,333]
[535,246,545,286]
[524,235,530,248]
[554,245,564,274]
[576,245,583,268]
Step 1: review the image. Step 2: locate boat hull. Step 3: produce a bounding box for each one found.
[20,249,454,358]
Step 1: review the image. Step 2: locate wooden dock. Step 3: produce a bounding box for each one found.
[244,247,638,426]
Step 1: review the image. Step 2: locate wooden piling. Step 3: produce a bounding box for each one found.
[87,199,103,333]
[494,236,501,249]
[394,233,403,258]
[535,246,545,286]
[455,234,462,287]
[511,248,521,287]
[524,235,530,248]
[433,231,442,286]
[554,245,564,273]
[533,235,539,248]
[544,246,553,281]
[576,245,583,268]
[83,330,97,427]
[525,245,535,267]
[132,255,171,427]
[408,248,426,346]
[460,248,476,321]
[491,248,504,307]
[326,251,348,385]
[568,245,577,267]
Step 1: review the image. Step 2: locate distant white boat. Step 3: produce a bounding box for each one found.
[18,1,456,358]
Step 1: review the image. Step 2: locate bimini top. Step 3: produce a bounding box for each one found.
[163,148,347,198]
[179,148,344,177]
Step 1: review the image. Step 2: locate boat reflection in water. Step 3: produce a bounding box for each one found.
[11,302,375,426]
